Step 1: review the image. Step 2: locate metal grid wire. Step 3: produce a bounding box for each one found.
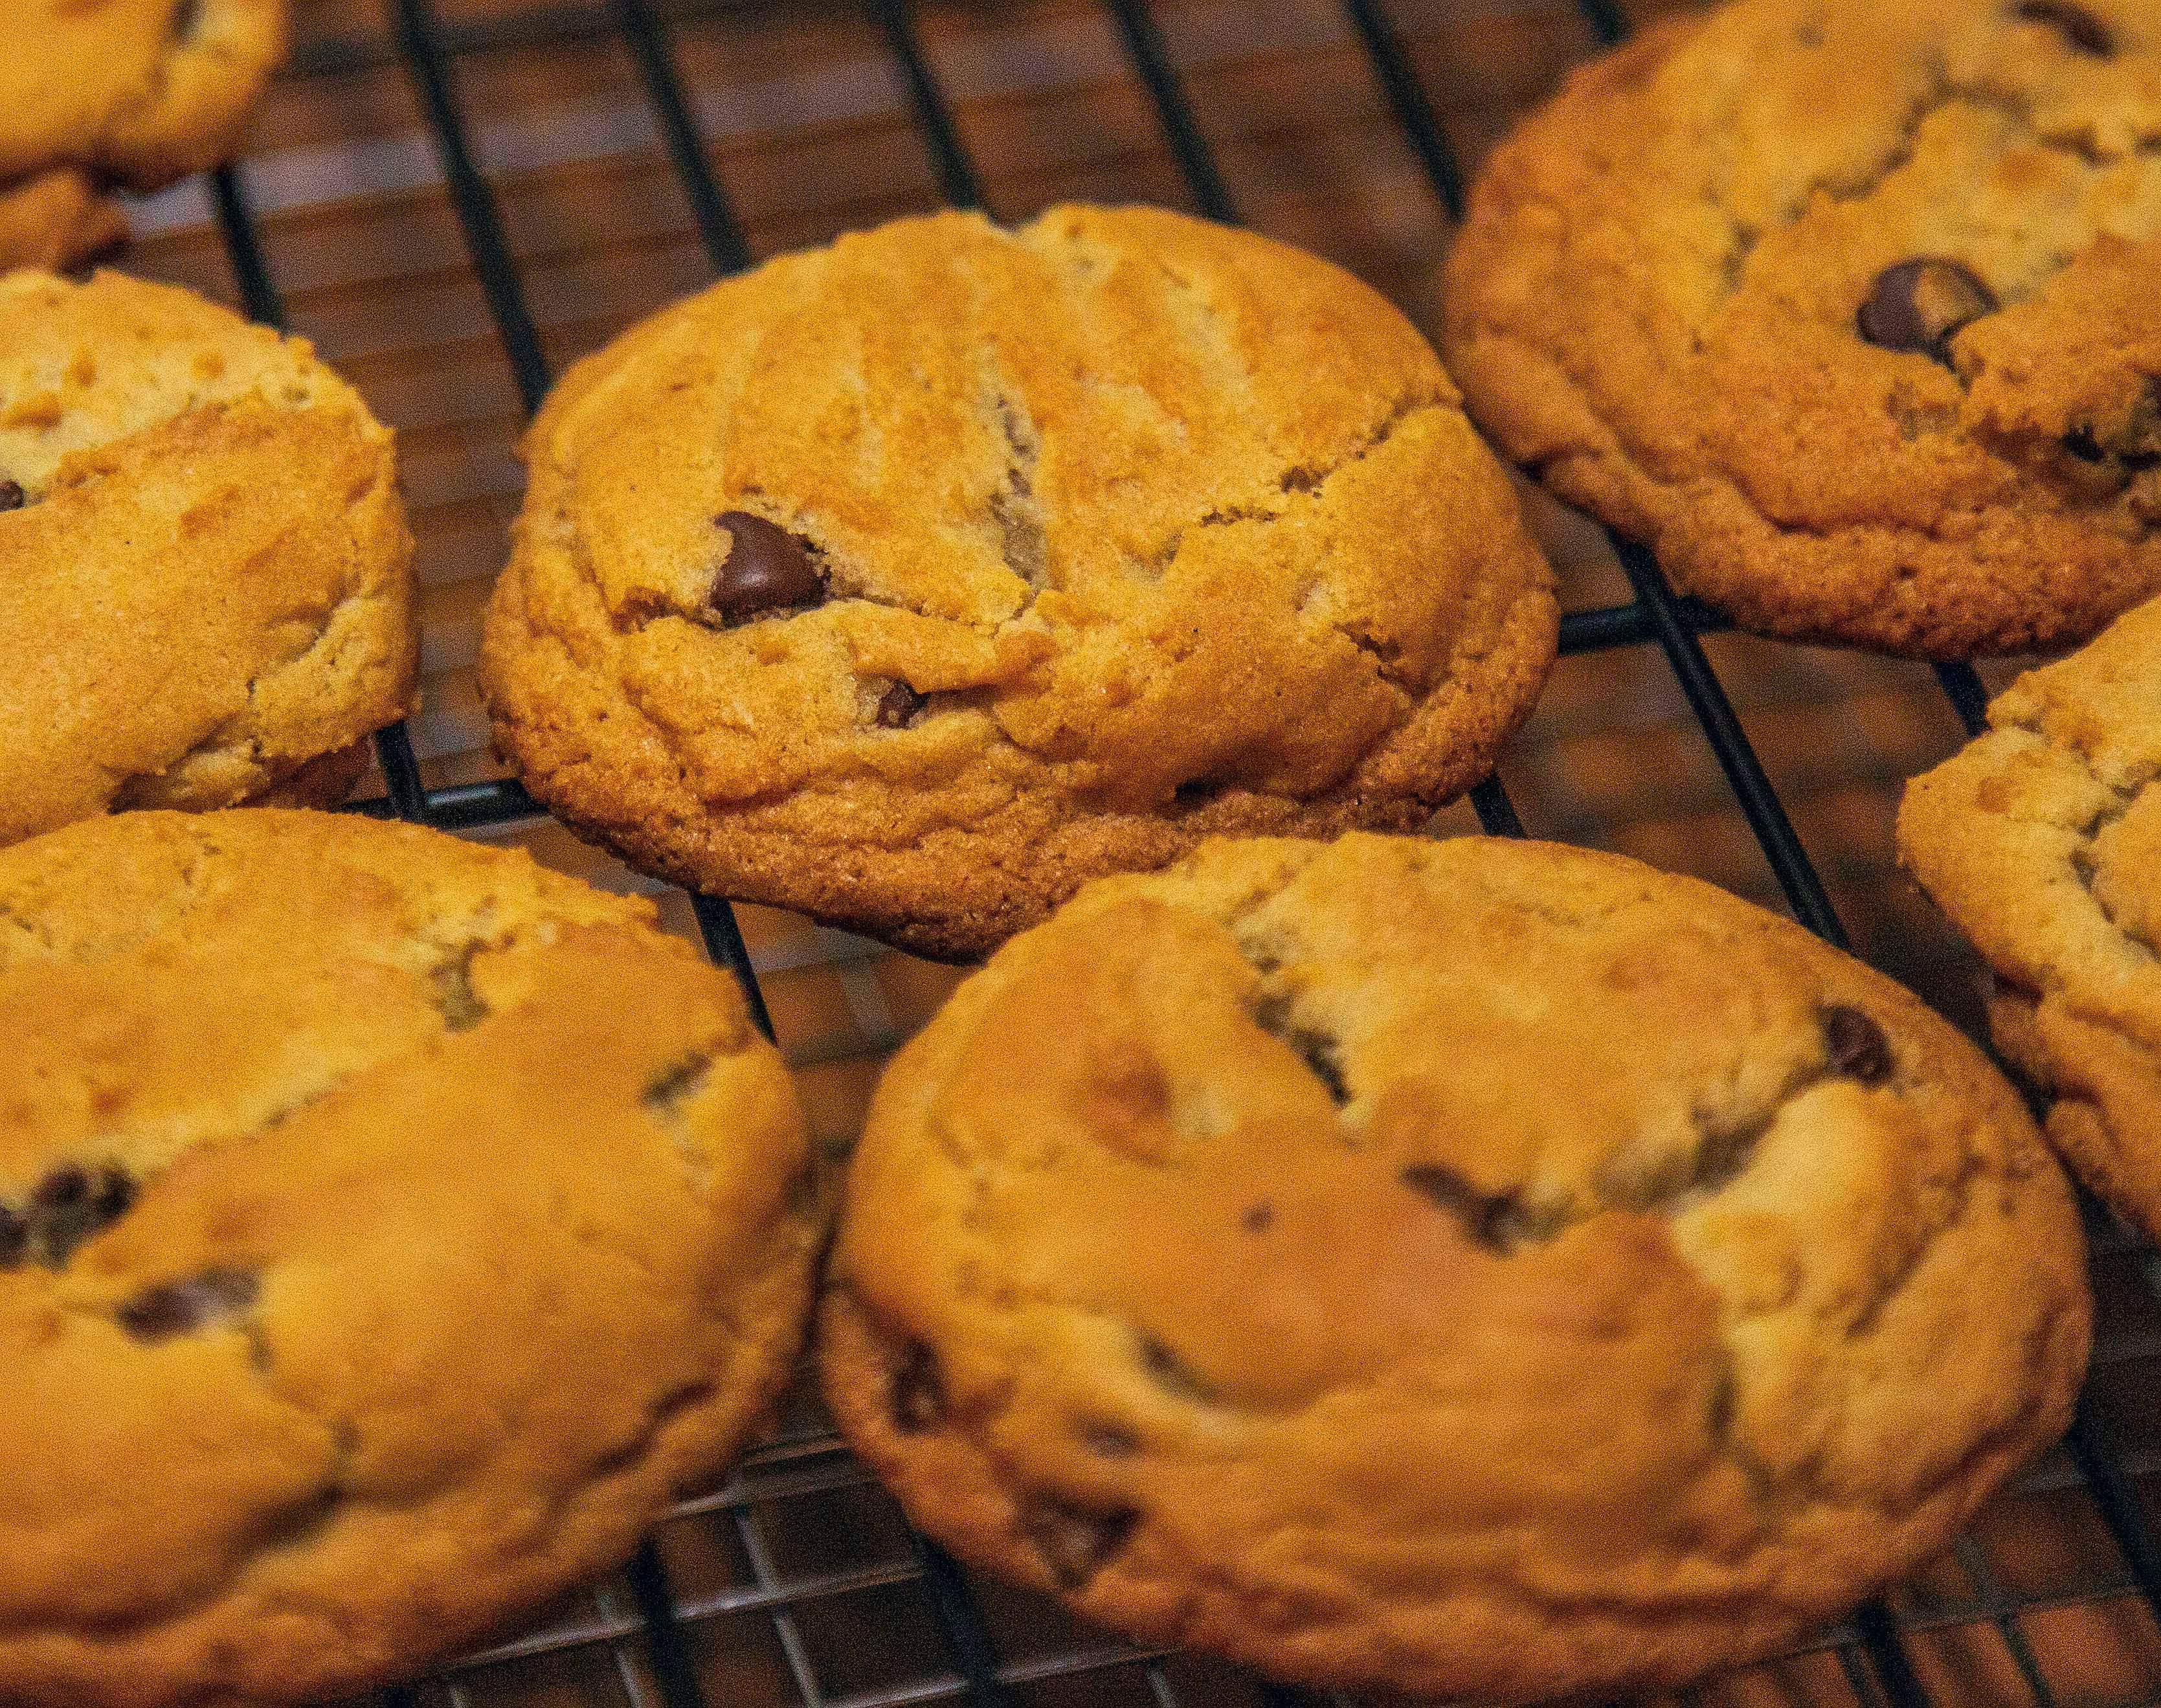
[140,0,2161,1703]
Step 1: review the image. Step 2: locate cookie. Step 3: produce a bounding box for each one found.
[822,832,2089,1701]
[0,1,286,271]
[1900,592,2161,1235]
[480,205,1558,961]
[1442,0,2161,658]
[0,268,418,845]
[0,808,820,1707]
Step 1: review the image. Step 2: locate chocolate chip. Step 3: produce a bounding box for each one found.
[431,947,487,1032]
[93,1169,135,1222]
[1400,1163,1551,1252]
[1858,260,1998,363]
[2065,424,2111,463]
[39,1167,135,1271]
[0,480,23,512]
[875,681,925,729]
[1251,993,1349,1105]
[1403,1162,1472,1210]
[642,1053,711,1113]
[1240,1202,1273,1233]
[1136,1332,1214,1404]
[0,1204,24,1269]
[33,1165,87,1211]
[1821,1004,1894,1084]
[891,1341,945,1433]
[2014,1,2115,54]
[708,511,825,623]
[1019,1497,1138,1588]
[1293,1029,1349,1103]
[26,1163,138,1266]
[2061,381,2161,475]
[118,1268,258,1343]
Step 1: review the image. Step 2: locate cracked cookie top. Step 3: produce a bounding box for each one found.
[0,808,819,1707]
[0,1,287,270]
[480,205,1558,961]
[822,832,2088,1701]
[0,269,417,844]
[1442,0,2161,658]
[1900,590,2161,1233]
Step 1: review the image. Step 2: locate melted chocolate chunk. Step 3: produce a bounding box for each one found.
[0,480,23,512]
[1858,260,1998,363]
[1019,1497,1138,1588]
[1821,1004,1894,1084]
[2014,1,2115,55]
[708,511,825,623]
[118,1268,259,1343]
[891,1340,945,1433]
[875,680,925,729]
[0,1204,25,1270]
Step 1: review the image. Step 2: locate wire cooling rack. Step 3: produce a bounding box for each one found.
[100,1,2161,1703]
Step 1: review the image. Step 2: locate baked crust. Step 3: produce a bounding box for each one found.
[0,269,418,844]
[0,809,821,1707]
[823,832,2089,1701]
[0,1,287,269]
[1900,592,2161,1234]
[481,205,1558,961]
[1443,0,2161,658]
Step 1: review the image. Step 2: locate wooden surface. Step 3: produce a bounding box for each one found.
[93,3,2161,1703]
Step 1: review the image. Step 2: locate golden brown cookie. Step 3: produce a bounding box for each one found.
[823,833,2089,1702]
[480,205,1558,961]
[0,808,820,1707]
[1900,592,2161,1235]
[0,1,286,271]
[0,269,417,844]
[1443,0,2161,658]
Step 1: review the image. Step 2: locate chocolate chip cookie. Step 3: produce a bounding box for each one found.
[822,833,2089,1700]
[1,1,286,270]
[1901,592,2161,1237]
[0,269,417,844]
[0,808,820,1707]
[1442,0,2161,658]
[480,205,1559,961]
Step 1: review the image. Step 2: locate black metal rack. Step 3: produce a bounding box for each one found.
[181,2,2161,1703]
